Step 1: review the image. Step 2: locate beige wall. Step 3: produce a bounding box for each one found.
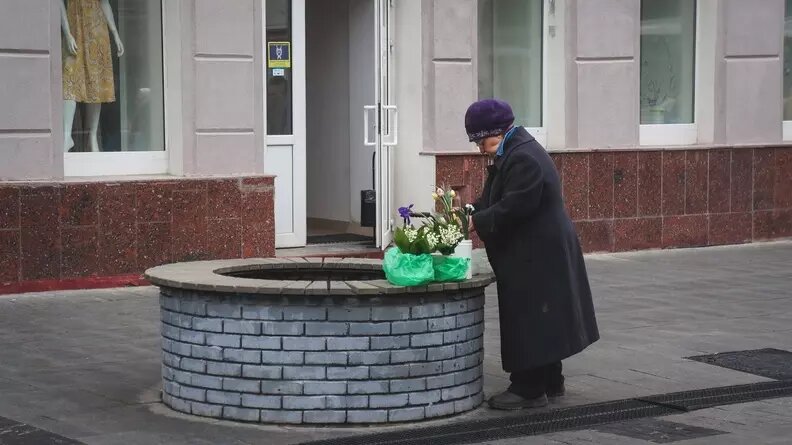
[0,0,62,180]
[421,0,478,152]
[420,0,789,152]
[566,0,640,148]
[4,0,792,182]
[717,0,785,144]
[0,0,267,181]
[184,0,265,175]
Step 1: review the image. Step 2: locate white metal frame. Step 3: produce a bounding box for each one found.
[529,0,551,147]
[783,121,792,141]
[266,0,307,248]
[375,0,396,250]
[64,0,171,177]
[639,0,700,146]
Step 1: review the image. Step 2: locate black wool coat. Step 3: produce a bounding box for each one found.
[472,127,599,372]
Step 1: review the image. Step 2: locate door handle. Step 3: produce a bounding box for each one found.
[364,105,377,147]
[383,105,398,146]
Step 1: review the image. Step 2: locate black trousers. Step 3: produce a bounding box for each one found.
[508,362,564,399]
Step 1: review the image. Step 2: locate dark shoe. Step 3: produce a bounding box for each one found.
[546,382,566,398]
[487,391,548,410]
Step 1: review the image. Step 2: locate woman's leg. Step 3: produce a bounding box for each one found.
[508,367,546,399]
[489,365,550,409]
[545,362,566,397]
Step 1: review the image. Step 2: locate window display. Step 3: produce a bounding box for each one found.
[640,0,696,125]
[478,0,543,129]
[60,0,164,153]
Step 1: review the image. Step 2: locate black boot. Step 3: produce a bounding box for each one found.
[488,390,548,410]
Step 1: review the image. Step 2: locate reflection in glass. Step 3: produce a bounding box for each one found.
[62,0,164,152]
[640,0,696,125]
[784,0,792,120]
[478,0,543,128]
[267,0,293,135]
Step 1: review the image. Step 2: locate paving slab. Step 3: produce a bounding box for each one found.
[0,241,790,444]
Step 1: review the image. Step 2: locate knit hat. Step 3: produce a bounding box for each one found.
[464,99,515,142]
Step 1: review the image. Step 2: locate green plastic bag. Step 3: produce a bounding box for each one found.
[433,255,470,282]
[383,247,435,286]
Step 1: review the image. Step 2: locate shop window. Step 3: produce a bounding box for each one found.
[60,0,165,175]
[478,0,544,133]
[783,0,792,139]
[266,0,293,136]
[640,0,697,145]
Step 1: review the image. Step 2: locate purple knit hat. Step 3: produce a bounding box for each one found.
[464,99,515,142]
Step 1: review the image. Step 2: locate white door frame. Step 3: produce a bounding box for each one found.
[272,0,392,250]
[374,0,396,250]
[266,0,307,249]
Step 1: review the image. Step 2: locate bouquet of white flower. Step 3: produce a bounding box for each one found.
[384,204,436,286]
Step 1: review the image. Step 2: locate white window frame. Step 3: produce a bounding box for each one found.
[64,0,172,177]
[639,0,699,146]
[784,121,792,141]
[528,0,550,147]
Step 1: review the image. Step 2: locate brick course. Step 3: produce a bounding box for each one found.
[158,275,488,425]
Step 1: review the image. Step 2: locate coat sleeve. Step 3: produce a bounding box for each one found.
[472,153,544,242]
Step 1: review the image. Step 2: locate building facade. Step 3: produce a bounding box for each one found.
[1,0,791,293]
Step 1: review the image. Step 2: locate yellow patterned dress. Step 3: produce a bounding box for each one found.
[62,0,115,103]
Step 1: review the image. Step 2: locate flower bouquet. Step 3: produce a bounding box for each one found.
[429,187,471,281]
[382,205,437,286]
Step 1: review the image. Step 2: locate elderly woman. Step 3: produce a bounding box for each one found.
[466,99,599,410]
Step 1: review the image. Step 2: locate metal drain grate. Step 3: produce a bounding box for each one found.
[638,379,792,412]
[299,380,792,445]
[594,418,727,443]
[686,348,792,380]
[0,415,83,445]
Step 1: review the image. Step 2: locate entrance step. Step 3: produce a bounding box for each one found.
[276,244,384,259]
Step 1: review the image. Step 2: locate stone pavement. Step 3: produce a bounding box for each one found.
[0,241,790,444]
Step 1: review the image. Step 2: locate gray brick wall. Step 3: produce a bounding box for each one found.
[159,288,486,425]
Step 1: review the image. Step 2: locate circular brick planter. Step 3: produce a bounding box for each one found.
[144,258,494,425]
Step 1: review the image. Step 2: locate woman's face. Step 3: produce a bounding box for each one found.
[476,135,503,155]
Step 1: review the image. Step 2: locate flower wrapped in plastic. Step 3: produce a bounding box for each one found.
[383,205,436,286]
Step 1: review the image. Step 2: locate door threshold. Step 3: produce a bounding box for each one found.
[276,243,384,259]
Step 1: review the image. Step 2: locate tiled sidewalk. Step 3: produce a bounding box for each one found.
[0,241,790,444]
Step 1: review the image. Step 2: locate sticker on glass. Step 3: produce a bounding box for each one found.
[268,42,291,69]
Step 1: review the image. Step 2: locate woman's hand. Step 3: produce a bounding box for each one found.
[468,215,476,233]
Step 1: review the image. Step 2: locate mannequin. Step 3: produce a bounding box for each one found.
[60,0,124,152]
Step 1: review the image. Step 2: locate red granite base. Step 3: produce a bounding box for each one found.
[0,176,275,294]
[436,147,792,253]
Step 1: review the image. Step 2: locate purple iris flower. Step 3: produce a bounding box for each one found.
[398,204,414,225]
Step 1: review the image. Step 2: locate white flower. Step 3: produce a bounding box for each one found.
[438,224,463,246]
[404,227,418,243]
[465,204,475,212]
[425,232,438,250]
